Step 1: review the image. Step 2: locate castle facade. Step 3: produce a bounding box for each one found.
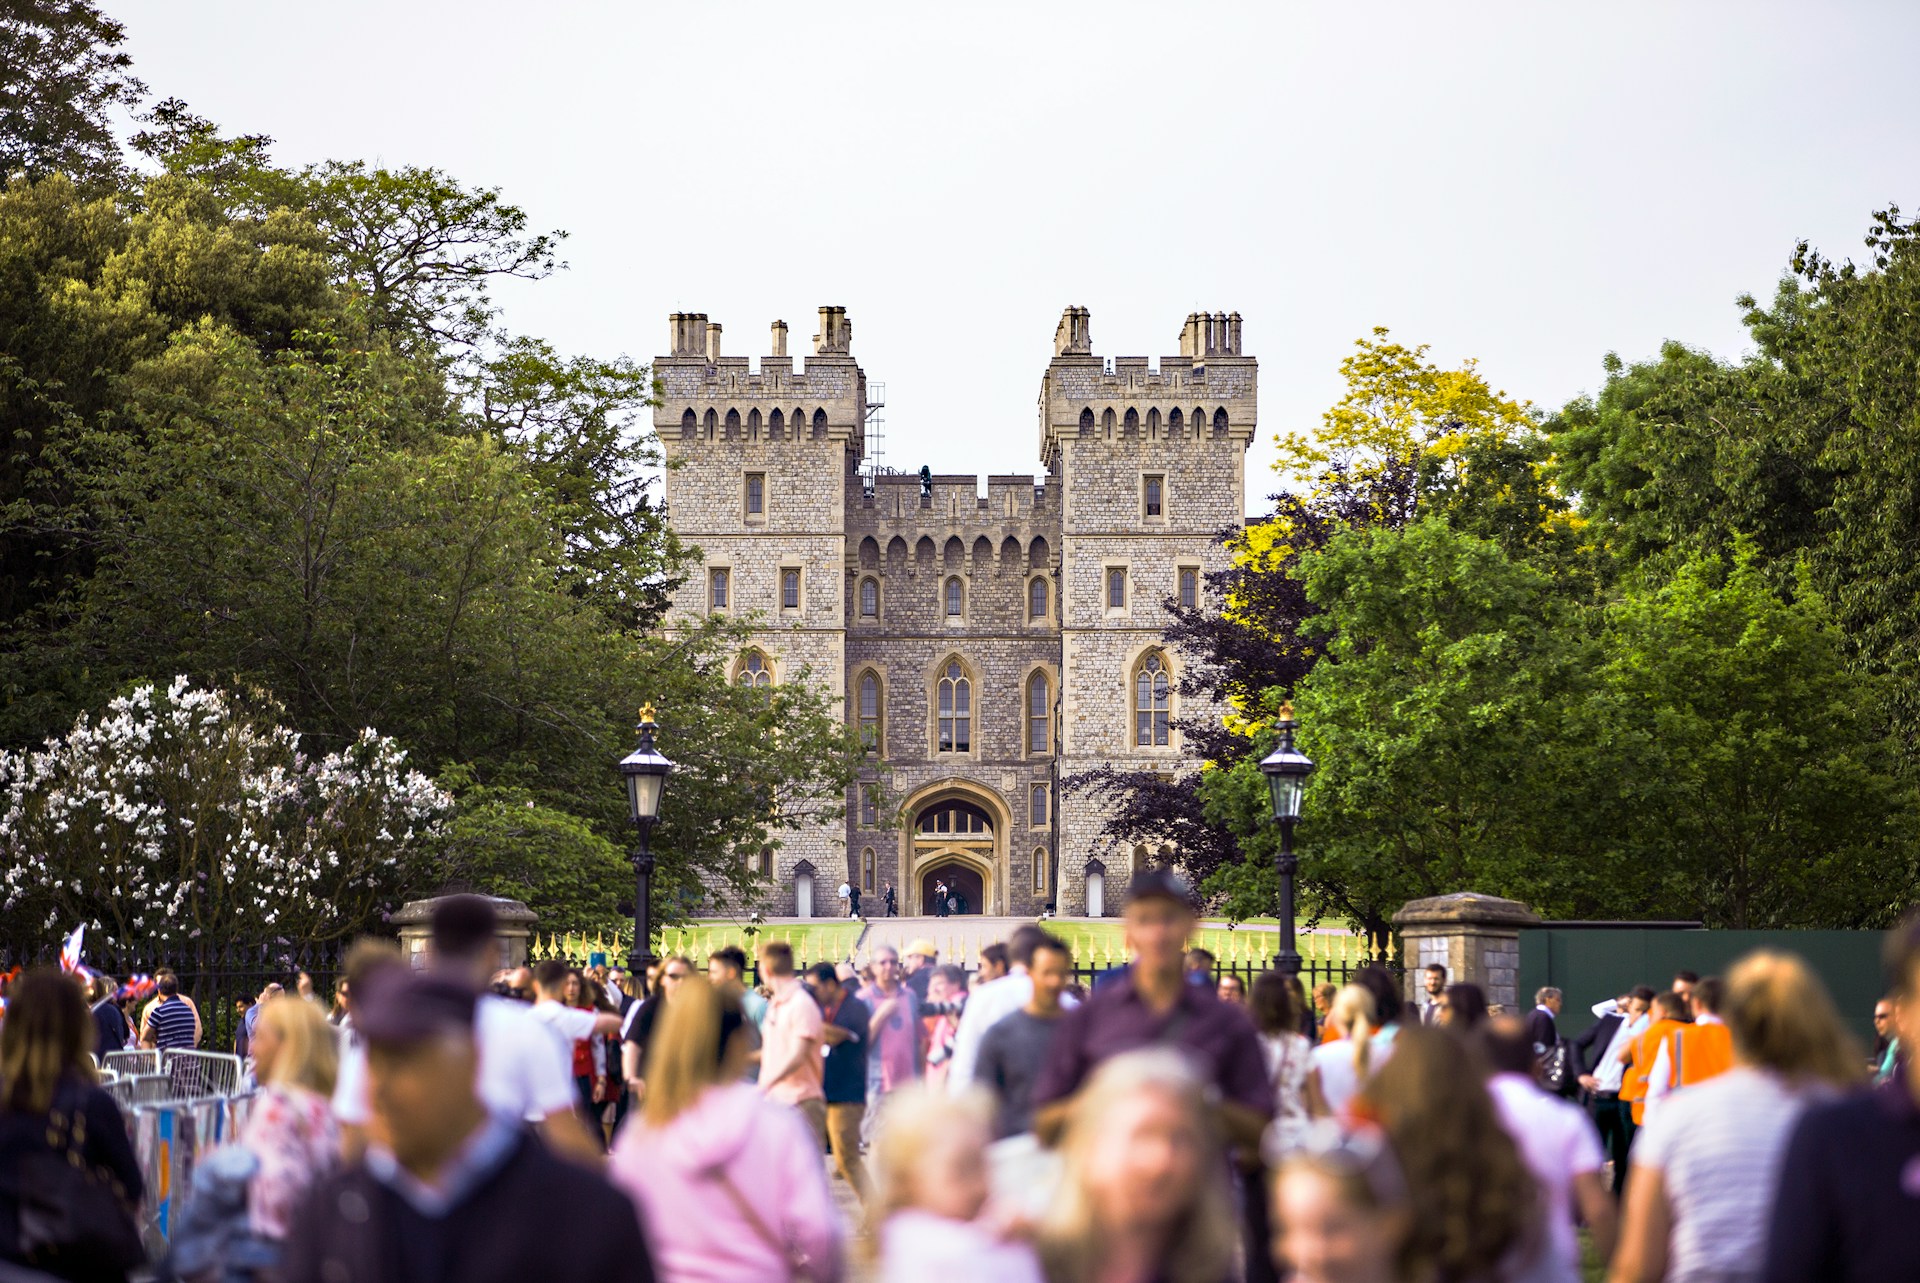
[656,306,1254,917]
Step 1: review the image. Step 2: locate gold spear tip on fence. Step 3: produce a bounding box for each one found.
[638,703,657,726]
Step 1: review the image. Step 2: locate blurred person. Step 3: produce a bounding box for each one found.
[333,901,598,1166]
[848,882,862,918]
[1482,1015,1615,1282]
[804,962,872,1201]
[1440,982,1490,1032]
[872,1085,1044,1283]
[622,955,693,1102]
[1672,971,1699,1001]
[1526,987,1564,1058]
[239,995,341,1242]
[1185,947,1216,987]
[585,976,625,1141]
[705,946,767,1029]
[1217,974,1248,1006]
[922,964,968,1086]
[1314,983,1340,1044]
[978,943,1011,985]
[329,976,353,1028]
[1036,1049,1237,1283]
[1357,1024,1545,1283]
[294,971,322,1010]
[1869,996,1896,1080]
[975,932,1073,1139]
[902,939,938,1004]
[1252,970,1312,1154]
[1031,871,1269,1283]
[1272,1122,1417,1283]
[948,925,1078,1092]
[0,968,144,1281]
[1620,991,1692,1126]
[1350,964,1405,1051]
[1763,918,1920,1282]
[1576,987,1653,1196]
[608,975,842,1283]
[1643,975,1732,1122]
[142,971,202,1051]
[529,959,622,1129]
[857,944,923,1123]
[755,941,826,1146]
[883,882,897,917]
[1306,985,1379,1119]
[238,981,284,1062]
[1031,870,1270,1152]
[285,964,653,1283]
[1288,975,1316,1039]
[1609,951,1860,1283]
[1418,964,1448,1026]
[90,972,130,1057]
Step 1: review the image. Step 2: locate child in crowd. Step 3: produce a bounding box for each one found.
[873,1086,1044,1283]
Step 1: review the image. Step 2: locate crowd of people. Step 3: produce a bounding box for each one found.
[0,875,1915,1282]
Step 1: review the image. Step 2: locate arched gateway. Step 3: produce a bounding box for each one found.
[902,785,1007,915]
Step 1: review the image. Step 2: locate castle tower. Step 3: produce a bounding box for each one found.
[655,308,865,914]
[1040,307,1256,915]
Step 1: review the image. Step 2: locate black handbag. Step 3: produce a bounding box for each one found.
[9,1104,146,1279]
[1537,1039,1574,1096]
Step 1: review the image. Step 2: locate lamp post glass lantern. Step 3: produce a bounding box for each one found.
[618,704,673,984]
[1258,701,1315,977]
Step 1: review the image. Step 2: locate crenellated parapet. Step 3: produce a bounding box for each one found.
[655,307,867,458]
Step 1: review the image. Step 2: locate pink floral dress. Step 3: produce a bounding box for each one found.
[239,1082,339,1240]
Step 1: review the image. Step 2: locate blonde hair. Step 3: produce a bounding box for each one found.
[1329,984,1379,1078]
[641,975,741,1127]
[870,1083,995,1225]
[1037,1050,1238,1283]
[256,994,338,1097]
[1723,950,1863,1088]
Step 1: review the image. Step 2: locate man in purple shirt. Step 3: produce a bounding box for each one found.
[1031,868,1271,1146]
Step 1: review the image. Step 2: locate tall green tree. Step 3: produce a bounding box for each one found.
[0,0,143,187]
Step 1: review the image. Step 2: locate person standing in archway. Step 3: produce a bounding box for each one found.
[934,879,950,918]
[884,883,898,917]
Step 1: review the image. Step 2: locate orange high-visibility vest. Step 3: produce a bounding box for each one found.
[1624,1018,1688,1124]
[1674,1019,1734,1088]
[1320,1021,1341,1045]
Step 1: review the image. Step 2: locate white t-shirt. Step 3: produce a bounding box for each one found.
[1488,1073,1605,1283]
[1309,1038,1369,1117]
[333,994,577,1126]
[1629,1067,1825,1283]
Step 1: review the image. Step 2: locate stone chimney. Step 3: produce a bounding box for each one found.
[705,321,723,361]
[770,320,788,357]
[668,312,707,358]
[1053,306,1092,357]
[814,306,852,355]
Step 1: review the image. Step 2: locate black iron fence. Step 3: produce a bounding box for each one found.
[0,937,350,1056]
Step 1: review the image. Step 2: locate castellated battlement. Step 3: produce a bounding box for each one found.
[852,472,1060,525]
[654,306,867,457]
[1037,307,1257,469]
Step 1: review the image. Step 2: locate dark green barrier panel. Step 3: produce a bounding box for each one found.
[1519,928,1886,1047]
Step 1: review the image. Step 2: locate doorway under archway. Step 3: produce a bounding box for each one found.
[921,862,984,916]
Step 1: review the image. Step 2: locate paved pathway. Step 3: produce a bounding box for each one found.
[854,914,1033,965]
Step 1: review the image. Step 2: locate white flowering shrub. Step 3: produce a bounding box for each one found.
[0,677,451,947]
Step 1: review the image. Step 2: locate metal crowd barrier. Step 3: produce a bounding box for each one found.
[104,1048,161,1076]
[164,1049,243,1098]
[121,1091,258,1254]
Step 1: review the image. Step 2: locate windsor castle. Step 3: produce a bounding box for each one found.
[657,307,1255,918]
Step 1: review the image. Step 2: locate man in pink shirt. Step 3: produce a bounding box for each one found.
[756,940,826,1145]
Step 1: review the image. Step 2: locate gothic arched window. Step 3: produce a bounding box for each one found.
[862,846,876,892]
[860,577,879,618]
[1027,670,1050,755]
[857,670,882,751]
[1134,652,1170,746]
[1028,576,1048,620]
[944,576,964,618]
[937,660,972,753]
[738,649,773,689]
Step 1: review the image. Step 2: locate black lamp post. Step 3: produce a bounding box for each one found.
[617,704,673,988]
[1258,700,1315,978]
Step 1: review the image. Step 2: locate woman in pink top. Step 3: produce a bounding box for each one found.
[608,976,843,1283]
[239,995,340,1240]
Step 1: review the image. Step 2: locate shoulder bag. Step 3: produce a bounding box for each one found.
[8,1100,146,1277]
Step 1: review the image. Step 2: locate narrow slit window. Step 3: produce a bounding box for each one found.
[1144,474,1164,518]
[945,577,963,617]
[782,569,800,609]
[1027,672,1050,755]
[745,473,765,516]
[1029,577,1048,619]
[860,578,879,617]
[858,671,881,751]
[1179,568,1198,610]
[1107,568,1127,610]
[709,568,729,610]
[1030,783,1049,827]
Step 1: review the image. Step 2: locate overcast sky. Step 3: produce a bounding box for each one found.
[121,2,1920,516]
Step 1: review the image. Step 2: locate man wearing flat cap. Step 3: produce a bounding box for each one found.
[282,963,655,1283]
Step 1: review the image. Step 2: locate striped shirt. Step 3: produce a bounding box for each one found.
[1632,1067,1830,1283]
[146,997,198,1050]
